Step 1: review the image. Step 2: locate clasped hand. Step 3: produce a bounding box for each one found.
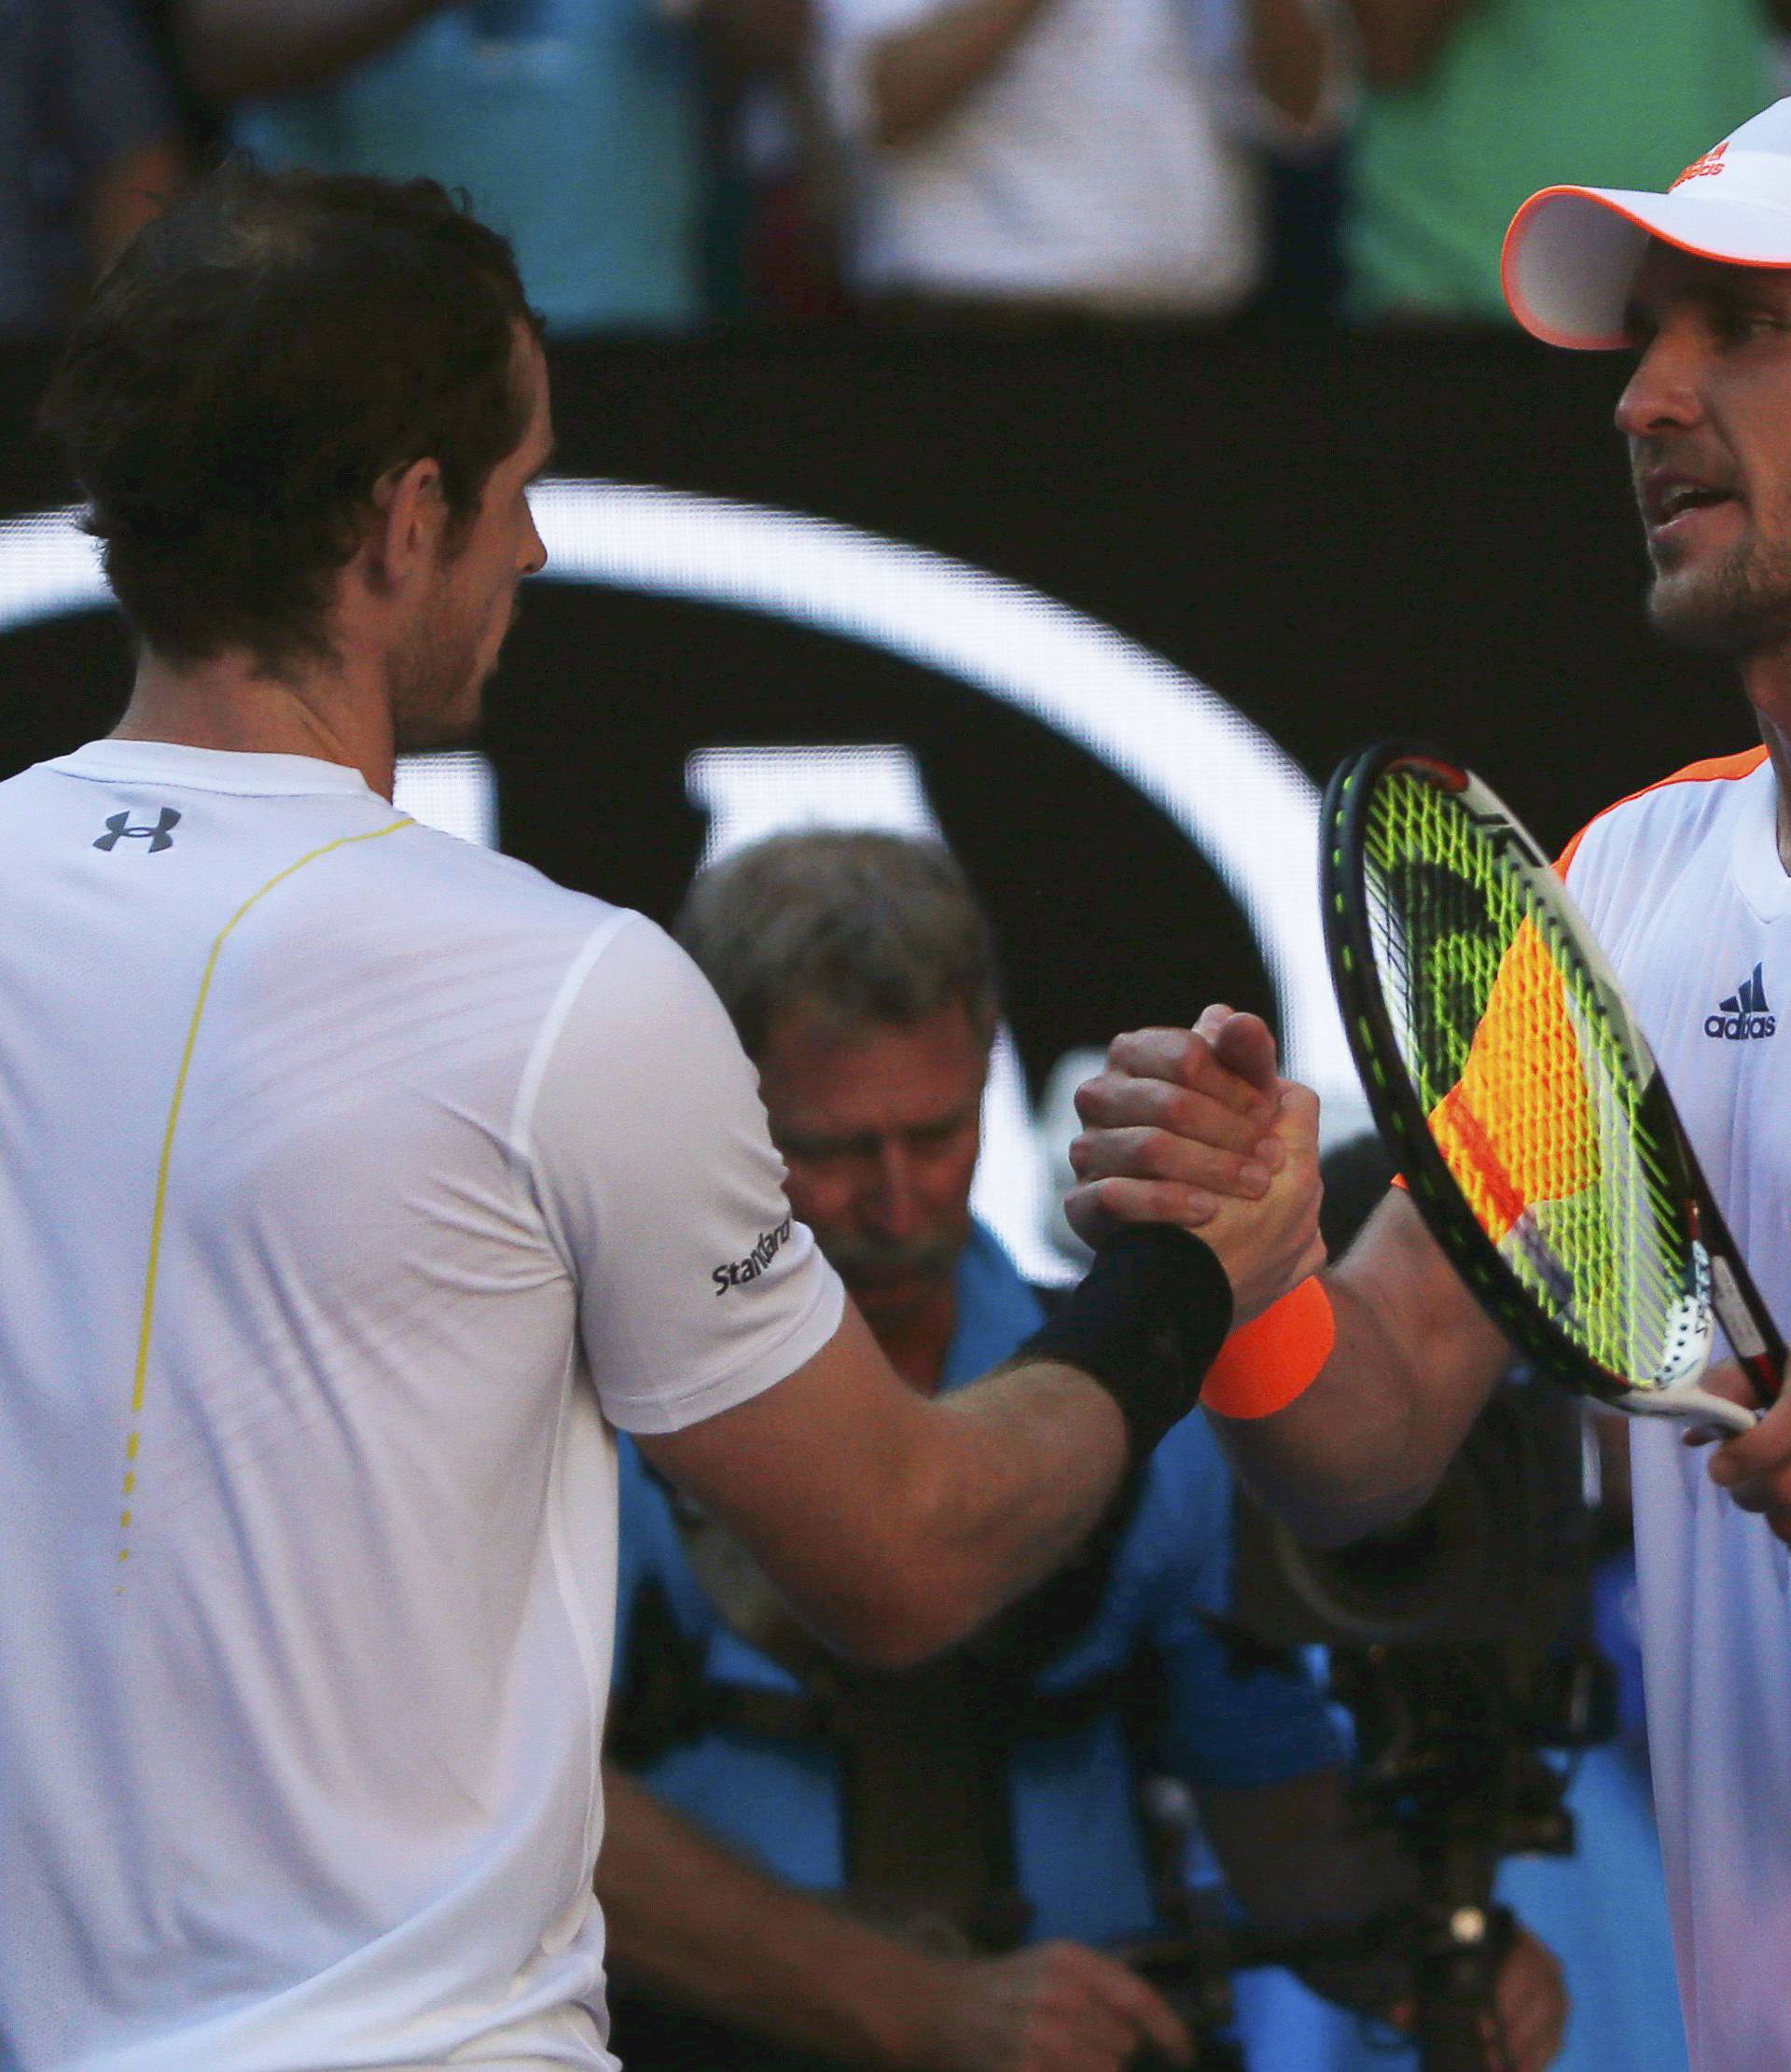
[1064,1007,1323,1324]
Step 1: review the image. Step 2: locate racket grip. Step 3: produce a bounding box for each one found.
[1704,1242,1784,1405]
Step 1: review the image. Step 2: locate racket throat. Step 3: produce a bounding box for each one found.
[1613,1381,1756,1438]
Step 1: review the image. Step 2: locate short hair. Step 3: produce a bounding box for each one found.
[40,162,542,673]
[675,830,1001,1062]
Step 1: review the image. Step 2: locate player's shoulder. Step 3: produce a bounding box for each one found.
[342,823,690,1019]
[379,818,618,934]
[350,836,736,1095]
[1558,745,1769,879]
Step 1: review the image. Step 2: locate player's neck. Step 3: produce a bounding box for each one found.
[114,646,398,800]
[1744,640,1791,869]
[1749,694,1791,875]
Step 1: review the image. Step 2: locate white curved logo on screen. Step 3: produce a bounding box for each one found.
[0,489,1361,1274]
[524,483,1352,1109]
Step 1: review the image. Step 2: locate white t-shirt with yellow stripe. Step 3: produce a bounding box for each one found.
[1562,746,1791,2072]
[0,740,843,2072]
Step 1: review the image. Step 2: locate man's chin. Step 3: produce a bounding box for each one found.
[1647,570,1784,660]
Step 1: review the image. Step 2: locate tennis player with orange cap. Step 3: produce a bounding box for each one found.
[1071,95,1791,2072]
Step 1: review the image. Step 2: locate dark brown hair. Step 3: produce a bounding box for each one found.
[40,162,542,672]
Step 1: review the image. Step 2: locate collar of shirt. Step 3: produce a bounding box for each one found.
[49,739,382,800]
[939,1218,1047,1391]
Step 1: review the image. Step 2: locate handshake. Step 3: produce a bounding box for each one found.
[1069,1005,1326,1325]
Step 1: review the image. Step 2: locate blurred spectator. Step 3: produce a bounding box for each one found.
[1342,0,1789,325]
[173,0,808,331]
[813,0,1350,318]
[2,0,185,335]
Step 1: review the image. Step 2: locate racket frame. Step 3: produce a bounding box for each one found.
[1321,739,1782,1434]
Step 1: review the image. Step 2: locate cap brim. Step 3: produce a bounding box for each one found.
[1503,185,1791,349]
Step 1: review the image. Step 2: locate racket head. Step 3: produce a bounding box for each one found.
[1321,739,1753,1430]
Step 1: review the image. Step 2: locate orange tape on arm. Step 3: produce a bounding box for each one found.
[1201,1276,1336,1421]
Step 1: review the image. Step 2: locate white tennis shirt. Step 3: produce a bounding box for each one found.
[1562,747,1791,2072]
[0,741,844,2072]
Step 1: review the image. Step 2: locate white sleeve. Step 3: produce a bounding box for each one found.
[521,913,845,1436]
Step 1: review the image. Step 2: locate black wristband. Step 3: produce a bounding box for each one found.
[1017,1224,1234,1461]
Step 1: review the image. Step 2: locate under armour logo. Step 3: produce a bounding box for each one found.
[94,807,181,854]
[1671,141,1729,190]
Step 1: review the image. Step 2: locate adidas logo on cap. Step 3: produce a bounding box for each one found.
[1704,962,1776,1040]
[1504,95,1791,351]
[1671,141,1730,190]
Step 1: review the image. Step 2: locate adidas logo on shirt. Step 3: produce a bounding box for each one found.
[1705,963,1776,1040]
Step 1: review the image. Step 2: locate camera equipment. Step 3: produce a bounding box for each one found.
[1115,1368,1612,2067]
[1139,1367,1615,2071]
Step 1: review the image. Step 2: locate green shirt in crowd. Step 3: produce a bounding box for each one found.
[1347,0,1780,323]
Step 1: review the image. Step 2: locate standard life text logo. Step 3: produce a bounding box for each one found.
[1706,963,1776,1041]
[713,1215,794,1294]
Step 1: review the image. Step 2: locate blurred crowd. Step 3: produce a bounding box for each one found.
[8,0,1791,341]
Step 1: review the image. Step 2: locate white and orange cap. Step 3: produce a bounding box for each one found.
[1503,98,1791,350]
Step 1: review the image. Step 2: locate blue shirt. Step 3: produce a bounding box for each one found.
[231,0,705,334]
[612,1221,1344,1947]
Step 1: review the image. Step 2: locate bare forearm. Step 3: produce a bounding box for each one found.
[641,1305,1131,1669]
[1243,0,1331,128]
[1213,1196,1508,1545]
[174,0,451,101]
[866,0,1051,147]
[768,1356,1130,1662]
[912,1356,1131,1638]
[1341,0,1476,89]
[598,1768,935,2066]
[1215,1282,1456,1540]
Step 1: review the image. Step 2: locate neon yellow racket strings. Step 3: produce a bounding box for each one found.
[1360,771,1693,1388]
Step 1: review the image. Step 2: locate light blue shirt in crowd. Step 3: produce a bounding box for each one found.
[230,0,705,333]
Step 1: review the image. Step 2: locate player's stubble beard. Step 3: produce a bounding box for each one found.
[390,573,515,753]
[1645,492,1791,662]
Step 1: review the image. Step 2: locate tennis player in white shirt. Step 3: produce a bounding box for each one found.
[1070,95,1791,2072]
[0,160,1317,2072]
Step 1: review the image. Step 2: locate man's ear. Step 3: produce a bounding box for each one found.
[360,456,447,595]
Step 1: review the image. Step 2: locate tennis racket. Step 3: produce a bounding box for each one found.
[1321,740,1784,1436]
